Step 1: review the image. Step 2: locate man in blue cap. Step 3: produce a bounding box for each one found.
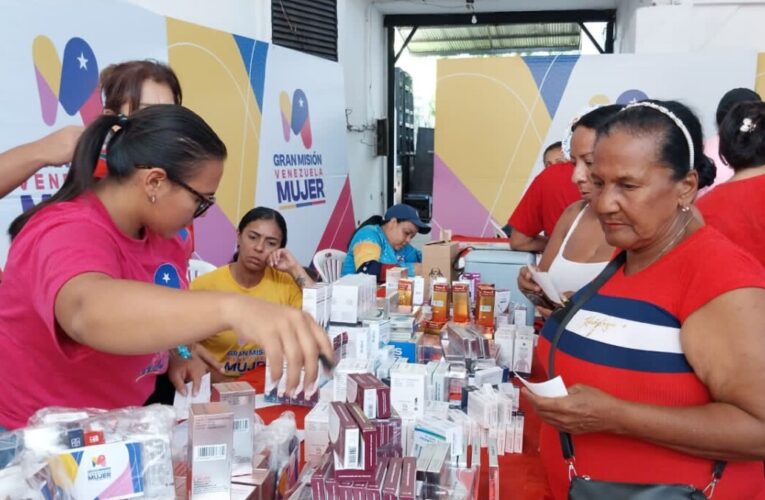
[341,203,430,279]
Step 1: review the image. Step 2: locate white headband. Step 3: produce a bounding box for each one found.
[624,101,695,171]
[561,105,602,160]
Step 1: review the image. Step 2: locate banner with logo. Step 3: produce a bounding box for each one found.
[0,1,354,269]
[255,44,355,266]
[0,0,167,267]
[433,52,756,238]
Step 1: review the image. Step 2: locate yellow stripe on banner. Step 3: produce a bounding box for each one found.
[756,53,765,101]
[167,18,262,226]
[435,57,552,224]
[32,36,62,96]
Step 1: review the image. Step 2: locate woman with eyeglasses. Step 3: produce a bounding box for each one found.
[0,105,332,431]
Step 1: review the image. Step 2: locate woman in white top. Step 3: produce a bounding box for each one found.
[518,105,622,316]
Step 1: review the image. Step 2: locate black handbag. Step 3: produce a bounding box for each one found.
[547,251,726,499]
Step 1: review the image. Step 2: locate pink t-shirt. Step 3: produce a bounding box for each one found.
[0,192,191,429]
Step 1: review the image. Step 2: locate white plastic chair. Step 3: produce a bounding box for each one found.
[187,258,217,282]
[490,218,508,238]
[312,249,347,283]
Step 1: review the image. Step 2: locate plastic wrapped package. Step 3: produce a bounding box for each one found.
[251,411,301,500]
[7,404,176,499]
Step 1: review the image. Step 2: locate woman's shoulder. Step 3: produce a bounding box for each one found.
[551,200,588,238]
[351,224,384,243]
[189,264,231,290]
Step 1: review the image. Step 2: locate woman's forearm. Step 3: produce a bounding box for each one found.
[0,141,48,197]
[56,273,243,355]
[612,399,765,461]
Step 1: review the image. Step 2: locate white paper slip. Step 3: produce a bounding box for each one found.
[172,372,211,420]
[528,266,565,305]
[513,373,568,398]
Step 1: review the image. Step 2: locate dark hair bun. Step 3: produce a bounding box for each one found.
[695,155,716,189]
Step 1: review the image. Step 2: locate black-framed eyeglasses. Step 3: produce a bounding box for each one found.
[172,178,216,218]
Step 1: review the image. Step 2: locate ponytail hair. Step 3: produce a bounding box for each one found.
[9,105,226,239]
[719,101,765,172]
[9,114,120,238]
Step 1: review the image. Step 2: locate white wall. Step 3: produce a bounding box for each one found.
[125,0,386,227]
[338,0,387,225]
[617,0,765,53]
[127,0,270,40]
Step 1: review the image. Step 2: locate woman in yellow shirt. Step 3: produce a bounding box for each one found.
[191,207,315,380]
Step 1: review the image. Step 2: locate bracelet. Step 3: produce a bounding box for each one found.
[176,344,192,360]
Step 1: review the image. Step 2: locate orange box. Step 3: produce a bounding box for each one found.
[398,278,413,311]
[432,283,450,323]
[452,282,470,323]
[475,284,495,329]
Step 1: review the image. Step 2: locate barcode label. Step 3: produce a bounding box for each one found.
[194,444,227,461]
[234,418,250,432]
[347,444,358,468]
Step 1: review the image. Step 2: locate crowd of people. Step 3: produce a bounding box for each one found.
[0,56,764,498]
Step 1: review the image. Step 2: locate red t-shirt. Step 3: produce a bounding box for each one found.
[508,162,581,237]
[538,227,765,499]
[697,174,765,268]
[0,192,190,429]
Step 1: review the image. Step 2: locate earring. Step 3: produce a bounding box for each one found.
[150,194,156,204]
[680,205,690,213]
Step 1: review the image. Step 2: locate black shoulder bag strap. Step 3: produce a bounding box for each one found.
[546,250,726,484]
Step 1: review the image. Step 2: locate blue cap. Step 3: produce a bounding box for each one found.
[384,203,431,234]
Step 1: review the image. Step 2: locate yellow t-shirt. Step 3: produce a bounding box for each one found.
[190,264,302,377]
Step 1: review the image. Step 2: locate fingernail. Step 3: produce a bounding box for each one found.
[304,380,319,399]
[265,379,277,395]
[291,388,299,398]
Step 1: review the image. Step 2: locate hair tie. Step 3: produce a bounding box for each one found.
[624,101,695,171]
[116,113,128,126]
[740,117,757,134]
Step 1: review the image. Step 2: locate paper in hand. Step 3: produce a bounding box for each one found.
[173,372,211,420]
[514,372,568,398]
[528,266,565,305]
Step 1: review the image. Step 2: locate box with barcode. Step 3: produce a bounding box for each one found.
[211,381,255,473]
[188,402,233,499]
[329,402,360,472]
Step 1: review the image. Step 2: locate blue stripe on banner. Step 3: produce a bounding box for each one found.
[542,314,693,373]
[127,442,144,493]
[581,294,680,328]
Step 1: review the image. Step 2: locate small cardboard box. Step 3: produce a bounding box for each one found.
[422,241,460,286]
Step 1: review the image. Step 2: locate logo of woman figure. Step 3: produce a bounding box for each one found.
[32,35,102,126]
[279,89,312,149]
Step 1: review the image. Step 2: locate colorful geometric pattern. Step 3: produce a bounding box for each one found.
[168,19,269,265]
[526,55,578,118]
[32,35,102,126]
[434,56,561,237]
[279,89,312,149]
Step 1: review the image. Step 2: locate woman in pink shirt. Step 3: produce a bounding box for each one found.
[0,105,332,430]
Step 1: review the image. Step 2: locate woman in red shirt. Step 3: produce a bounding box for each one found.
[697,101,765,266]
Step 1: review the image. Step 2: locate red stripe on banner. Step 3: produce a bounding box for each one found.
[314,175,355,255]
